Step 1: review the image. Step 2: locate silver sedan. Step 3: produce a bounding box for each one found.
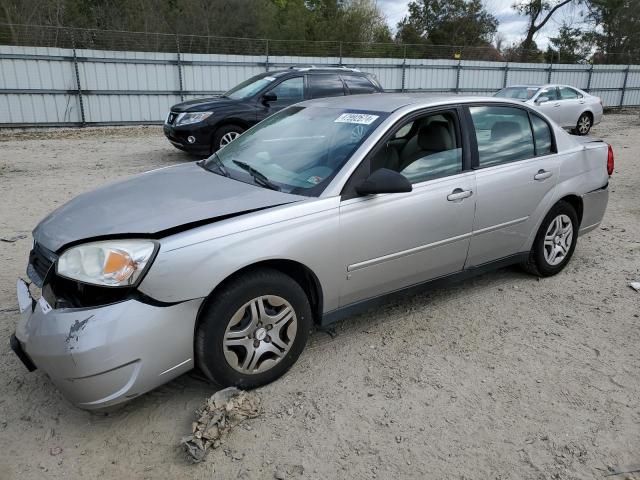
[495,84,604,135]
[12,94,612,409]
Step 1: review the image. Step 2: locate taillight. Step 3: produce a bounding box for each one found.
[607,144,614,176]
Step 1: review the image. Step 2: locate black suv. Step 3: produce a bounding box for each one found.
[163,66,383,155]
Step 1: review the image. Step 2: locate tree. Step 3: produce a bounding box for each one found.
[514,0,578,58]
[585,0,640,63]
[395,0,498,46]
[544,23,591,63]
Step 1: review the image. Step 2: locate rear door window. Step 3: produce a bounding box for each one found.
[529,113,554,155]
[343,75,377,94]
[308,74,346,99]
[559,86,581,100]
[469,106,535,167]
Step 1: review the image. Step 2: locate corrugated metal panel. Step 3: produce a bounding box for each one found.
[2,45,640,126]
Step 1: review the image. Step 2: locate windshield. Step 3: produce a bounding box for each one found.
[494,86,540,101]
[202,106,387,196]
[223,74,277,100]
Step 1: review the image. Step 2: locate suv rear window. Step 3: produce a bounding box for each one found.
[343,75,377,94]
[308,74,345,99]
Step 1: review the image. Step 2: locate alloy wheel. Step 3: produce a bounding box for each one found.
[220,131,240,147]
[577,115,591,135]
[543,214,573,266]
[223,295,297,374]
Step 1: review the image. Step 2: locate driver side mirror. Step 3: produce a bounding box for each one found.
[262,92,277,104]
[536,96,550,104]
[355,168,412,196]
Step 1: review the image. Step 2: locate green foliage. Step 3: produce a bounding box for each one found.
[0,0,392,44]
[544,23,591,63]
[585,0,640,62]
[395,0,498,46]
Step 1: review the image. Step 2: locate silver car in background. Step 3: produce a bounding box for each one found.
[11,94,613,410]
[495,84,604,135]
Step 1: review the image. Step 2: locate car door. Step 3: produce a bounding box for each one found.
[465,104,559,267]
[533,86,562,124]
[257,76,304,122]
[338,107,476,307]
[557,86,583,127]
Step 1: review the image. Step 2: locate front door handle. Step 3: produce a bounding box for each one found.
[534,169,553,181]
[447,188,473,201]
[553,103,561,107]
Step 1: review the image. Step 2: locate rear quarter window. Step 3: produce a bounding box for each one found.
[343,75,378,94]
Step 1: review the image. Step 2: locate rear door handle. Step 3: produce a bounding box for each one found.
[534,169,553,181]
[553,103,561,107]
[447,188,473,201]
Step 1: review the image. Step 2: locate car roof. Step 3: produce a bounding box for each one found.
[297,93,527,113]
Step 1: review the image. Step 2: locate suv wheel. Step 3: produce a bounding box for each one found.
[213,125,244,152]
[195,269,312,388]
[522,201,579,277]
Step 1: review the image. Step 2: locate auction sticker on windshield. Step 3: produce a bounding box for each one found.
[335,113,379,125]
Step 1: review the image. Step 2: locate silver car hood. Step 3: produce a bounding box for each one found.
[33,162,304,252]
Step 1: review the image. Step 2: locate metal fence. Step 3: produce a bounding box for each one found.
[1,24,640,127]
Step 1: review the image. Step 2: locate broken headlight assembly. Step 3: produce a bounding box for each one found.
[56,240,157,287]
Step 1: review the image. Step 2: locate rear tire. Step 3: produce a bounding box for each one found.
[195,269,312,389]
[574,112,592,136]
[522,201,578,277]
[212,124,245,152]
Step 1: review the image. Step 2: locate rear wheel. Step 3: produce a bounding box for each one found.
[213,124,245,152]
[195,269,312,388]
[574,112,592,136]
[522,201,578,277]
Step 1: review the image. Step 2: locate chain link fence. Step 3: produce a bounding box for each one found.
[0,23,556,62]
[1,23,639,127]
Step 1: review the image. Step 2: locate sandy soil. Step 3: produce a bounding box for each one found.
[0,116,639,480]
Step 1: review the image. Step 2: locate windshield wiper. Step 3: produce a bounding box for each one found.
[232,160,280,191]
[201,153,229,177]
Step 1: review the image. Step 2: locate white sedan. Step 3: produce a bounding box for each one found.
[495,84,603,135]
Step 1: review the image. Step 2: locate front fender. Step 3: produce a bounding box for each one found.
[138,198,343,312]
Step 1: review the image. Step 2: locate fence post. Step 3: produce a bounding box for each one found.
[620,64,630,107]
[265,39,269,72]
[339,42,343,66]
[69,29,86,127]
[401,45,407,92]
[455,60,462,94]
[503,62,509,88]
[547,60,553,83]
[586,63,594,92]
[175,35,184,101]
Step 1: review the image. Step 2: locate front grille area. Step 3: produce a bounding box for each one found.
[27,243,57,287]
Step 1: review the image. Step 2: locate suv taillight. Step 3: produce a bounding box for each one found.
[607,144,614,176]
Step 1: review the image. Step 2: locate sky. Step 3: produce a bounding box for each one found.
[376,0,589,49]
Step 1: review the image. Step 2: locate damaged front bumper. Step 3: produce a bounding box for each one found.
[12,279,203,410]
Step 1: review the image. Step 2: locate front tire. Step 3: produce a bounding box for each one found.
[195,269,312,389]
[522,201,578,277]
[574,112,592,136]
[212,124,244,152]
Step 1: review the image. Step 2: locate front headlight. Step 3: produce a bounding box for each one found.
[57,240,157,287]
[175,111,213,126]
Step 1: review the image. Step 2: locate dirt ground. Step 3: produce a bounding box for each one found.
[0,115,639,480]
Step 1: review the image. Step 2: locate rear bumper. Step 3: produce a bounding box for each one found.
[13,287,203,410]
[579,184,609,235]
